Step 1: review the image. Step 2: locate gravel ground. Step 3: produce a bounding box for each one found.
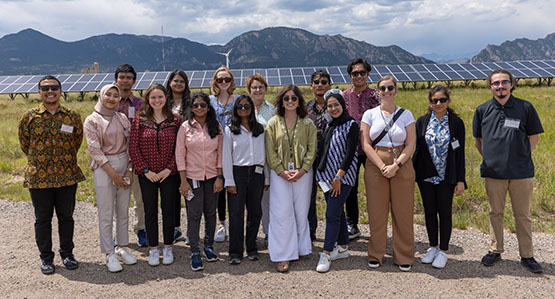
[1,198,553,298]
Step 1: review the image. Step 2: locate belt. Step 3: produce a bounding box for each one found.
[374,145,405,153]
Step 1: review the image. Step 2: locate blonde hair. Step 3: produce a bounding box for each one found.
[377,75,397,88]
[210,66,236,96]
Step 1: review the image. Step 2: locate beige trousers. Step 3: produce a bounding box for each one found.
[131,173,145,233]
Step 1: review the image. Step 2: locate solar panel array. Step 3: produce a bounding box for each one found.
[1,60,554,94]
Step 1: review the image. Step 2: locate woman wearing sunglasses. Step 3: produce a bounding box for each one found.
[314,89,359,273]
[129,84,181,267]
[412,85,466,269]
[84,84,137,272]
[175,92,223,271]
[246,73,275,241]
[209,66,239,243]
[165,69,192,244]
[360,75,416,272]
[265,84,317,272]
[222,95,268,264]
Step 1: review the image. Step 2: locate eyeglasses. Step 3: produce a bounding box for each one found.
[251,85,265,91]
[350,71,367,77]
[490,80,511,87]
[313,79,329,85]
[39,85,61,91]
[237,104,251,110]
[172,79,186,84]
[193,102,208,108]
[216,77,232,84]
[283,95,298,102]
[379,85,395,92]
[429,97,448,104]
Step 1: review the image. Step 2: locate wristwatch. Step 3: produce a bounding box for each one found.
[396,160,403,168]
[143,168,149,174]
[217,175,224,180]
[335,175,341,180]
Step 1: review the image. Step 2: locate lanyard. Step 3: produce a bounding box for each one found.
[285,116,298,161]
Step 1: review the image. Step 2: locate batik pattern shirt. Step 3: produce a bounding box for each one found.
[424,111,450,184]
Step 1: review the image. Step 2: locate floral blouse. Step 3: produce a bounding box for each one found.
[424,111,450,185]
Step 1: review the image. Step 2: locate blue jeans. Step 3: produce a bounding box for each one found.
[323,184,352,252]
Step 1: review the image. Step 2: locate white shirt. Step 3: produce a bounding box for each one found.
[361,106,415,147]
[222,125,269,187]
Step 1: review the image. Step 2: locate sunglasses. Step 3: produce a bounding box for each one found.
[193,102,208,108]
[283,95,298,102]
[251,85,265,91]
[350,71,367,77]
[39,85,61,91]
[430,97,449,104]
[313,79,329,85]
[237,104,251,110]
[216,77,232,84]
[490,80,511,87]
[379,85,395,92]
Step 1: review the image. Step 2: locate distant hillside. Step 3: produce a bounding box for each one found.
[470,33,555,62]
[0,27,433,75]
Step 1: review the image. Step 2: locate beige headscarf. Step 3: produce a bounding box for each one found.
[94,84,121,117]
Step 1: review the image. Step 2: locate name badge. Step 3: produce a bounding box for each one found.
[504,118,520,129]
[60,124,74,134]
[192,179,200,189]
[288,162,295,171]
[255,166,264,174]
[128,107,135,118]
[318,181,332,193]
[123,128,129,138]
[451,139,460,150]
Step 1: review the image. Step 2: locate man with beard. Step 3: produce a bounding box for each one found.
[306,70,332,241]
[473,69,544,273]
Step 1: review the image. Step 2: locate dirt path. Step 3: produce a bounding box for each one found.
[1,199,553,298]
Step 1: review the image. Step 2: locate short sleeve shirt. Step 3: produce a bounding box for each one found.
[473,95,543,179]
[361,106,415,147]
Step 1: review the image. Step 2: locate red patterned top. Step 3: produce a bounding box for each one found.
[129,114,181,175]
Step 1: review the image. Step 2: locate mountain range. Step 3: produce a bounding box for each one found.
[470,33,555,63]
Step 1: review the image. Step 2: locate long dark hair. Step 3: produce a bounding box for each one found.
[274,84,308,118]
[186,92,221,139]
[139,84,174,123]
[229,95,264,137]
[427,85,457,116]
[165,69,192,116]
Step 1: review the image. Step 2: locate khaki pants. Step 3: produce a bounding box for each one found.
[485,177,535,258]
[131,173,145,233]
[365,146,415,265]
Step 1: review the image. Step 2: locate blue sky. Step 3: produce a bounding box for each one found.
[1,0,554,60]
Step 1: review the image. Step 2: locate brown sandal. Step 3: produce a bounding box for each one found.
[276,261,289,273]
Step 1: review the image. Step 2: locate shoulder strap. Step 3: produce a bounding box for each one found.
[371,108,405,147]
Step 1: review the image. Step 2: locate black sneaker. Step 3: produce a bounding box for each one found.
[62,255,79,270]
[521,257,543,273]
[481,252,501,266]
[41,259,55,275]
[229,257,241,265]
[348,224,361,240]
[247,251,259,261]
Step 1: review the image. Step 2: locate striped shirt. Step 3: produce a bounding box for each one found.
[316,120,359,186]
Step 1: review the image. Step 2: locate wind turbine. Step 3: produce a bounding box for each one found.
[218,49,232,68]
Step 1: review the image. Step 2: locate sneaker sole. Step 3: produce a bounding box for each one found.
[107,266,123,273]
[368,262,380,269]
[348,232,361,240]
[191,265,204,271]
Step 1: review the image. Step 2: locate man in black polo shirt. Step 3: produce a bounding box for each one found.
[473,69,544,273]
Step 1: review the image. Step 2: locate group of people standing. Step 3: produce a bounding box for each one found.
[18,58,544,276]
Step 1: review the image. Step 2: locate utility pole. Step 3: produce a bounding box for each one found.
[161,26,166,71]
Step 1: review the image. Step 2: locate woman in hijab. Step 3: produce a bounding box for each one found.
[314,89,359,273]
[84,84,137,273]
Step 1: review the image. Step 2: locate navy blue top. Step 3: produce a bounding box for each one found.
[316,120,359,186]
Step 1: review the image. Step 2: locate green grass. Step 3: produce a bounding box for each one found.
[2,83,554,234]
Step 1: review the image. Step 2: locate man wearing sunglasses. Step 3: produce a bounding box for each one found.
[113,64,148,247]
[306,70,332,241]
[342,58,380,239]
[18,75,85,275]
[473,69,544,273]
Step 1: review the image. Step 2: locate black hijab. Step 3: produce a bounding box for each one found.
[317,89,354,172]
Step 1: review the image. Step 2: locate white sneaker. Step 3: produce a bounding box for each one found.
[432,251,448,269]
[316,252,332,273]
[162,247,174,265]
[115,247,137,265]
[330,245,349,261]
[398,264,412,272]
[148,248,160,266]
[214,224,226,243]
[106,253,122,273]
[421,247,439,264]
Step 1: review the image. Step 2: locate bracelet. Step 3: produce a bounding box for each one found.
[217,175,224,180]
[380,164,387,172]
[335,175,341,180]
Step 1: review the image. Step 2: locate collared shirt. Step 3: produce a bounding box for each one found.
[209,94,238,130]
[343,86,380,155]
[18,103,85,189]
[255,100,276,129]
[175,119,223,181]
[473,95,543,179]
[222,126,269,187]
[115,94,144,121]
[306,98,327,143]
[424,111,450,184]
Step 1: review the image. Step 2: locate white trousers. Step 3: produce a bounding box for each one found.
[94,152,131,254]
[268,169,313,262]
